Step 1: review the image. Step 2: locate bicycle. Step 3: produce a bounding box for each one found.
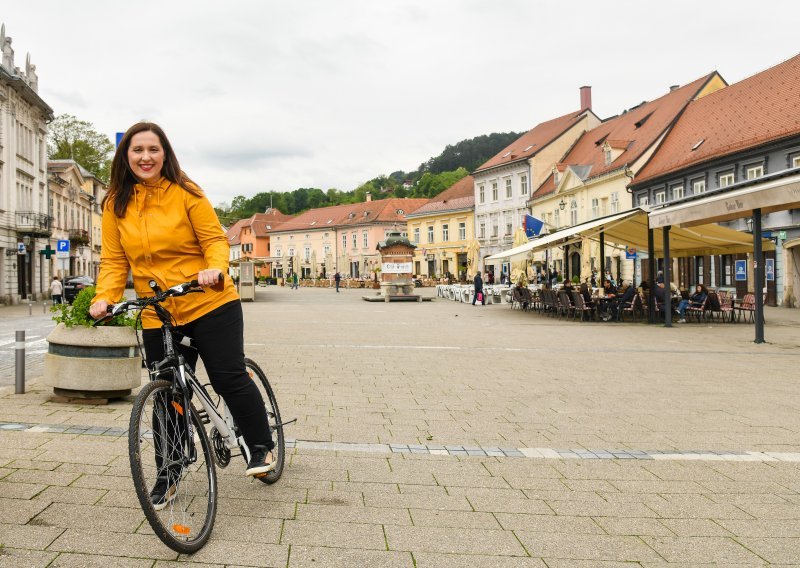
[94,279,287,553]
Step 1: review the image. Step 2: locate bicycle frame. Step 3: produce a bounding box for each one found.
[150,311,254,464]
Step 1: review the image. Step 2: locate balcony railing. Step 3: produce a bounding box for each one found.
[69,229,90,246]
[16,211,52,237]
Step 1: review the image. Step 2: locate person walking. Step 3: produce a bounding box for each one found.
[291,271,299,290]
[50,276,63,304]
[472,271,485,306]
[87,122,275,508]
[334,271,341,292]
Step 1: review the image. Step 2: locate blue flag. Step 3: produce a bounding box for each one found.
[524,215,544,238]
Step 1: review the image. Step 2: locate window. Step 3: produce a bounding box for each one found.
[458,222,466,240]
[479,185,485,203]
[639,195,649,207]
[591,198,599,218]
[505,178,512,198]
[413,227,420,243]
[520,175,528,196]
[793,155,800,168]
[341,234,347,249]
[692,179,706,194]
[610,192,619,214]
[570,200,578,225]
[362,231,368,248]
[604,149,612,166]
[479,222,486,239]
[672,185,684,200]
[442,224,449,241]
[352,232,357,248]
[746,164,764,180]
[553,210,560,228]
[491,182,498,201]
[427,226,434,243]
[506,220,512,236]
[491,220,498,238]
[719,172,734,188]
[304,246,310,261]
[655,191,666,204]
[288,247,295,257]
[323,245,330,256]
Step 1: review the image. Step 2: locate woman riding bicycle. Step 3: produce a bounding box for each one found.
[89,122,276,508]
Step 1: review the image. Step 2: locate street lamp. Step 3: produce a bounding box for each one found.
[746,217,754,232]
[559,199,566,211]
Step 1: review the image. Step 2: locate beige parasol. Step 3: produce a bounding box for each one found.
[466,239,481,279]
[580,236,592,284]
[510,227,529,285]
[310,250,318,278]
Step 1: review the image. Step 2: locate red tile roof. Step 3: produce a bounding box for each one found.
[246,209,293,237]
[635,54,800,185]
[226,218,248,245]
[474,110,592,173]
[407,176,475,216]
[531,73,719,200]
[272,198,428,233]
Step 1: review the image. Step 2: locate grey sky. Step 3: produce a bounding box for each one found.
[4,1,799,207]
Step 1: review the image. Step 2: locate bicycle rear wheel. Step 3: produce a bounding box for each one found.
[244,358,285,484]
[129,379,217,553]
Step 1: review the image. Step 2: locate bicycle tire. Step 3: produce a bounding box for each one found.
[129,379,217,553]
[244,358,285,484]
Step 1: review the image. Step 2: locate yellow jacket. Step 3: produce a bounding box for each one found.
[93,177,239,329]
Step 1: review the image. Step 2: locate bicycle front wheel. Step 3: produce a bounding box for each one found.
[129,379,217,553]
[244,358,285,484]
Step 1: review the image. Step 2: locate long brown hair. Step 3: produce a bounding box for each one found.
[103,122,203,217]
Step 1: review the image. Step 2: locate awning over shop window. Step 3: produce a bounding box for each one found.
[649,171,800,228]
[485,208,773,262]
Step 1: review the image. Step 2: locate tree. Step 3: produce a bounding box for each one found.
[47,114,115,182]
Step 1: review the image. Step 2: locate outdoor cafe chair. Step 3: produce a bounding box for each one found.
[619,293,643,322]
[735,293,765,323]
[557,291,575,320]
[571,291,595,321]
[686,294,709,322]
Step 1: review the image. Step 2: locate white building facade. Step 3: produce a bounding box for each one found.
[0,24,54,303]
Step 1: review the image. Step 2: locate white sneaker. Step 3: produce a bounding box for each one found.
[678,318,686,323]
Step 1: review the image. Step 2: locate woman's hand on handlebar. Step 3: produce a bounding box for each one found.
[89,300,109,320]
[197,269,223,289]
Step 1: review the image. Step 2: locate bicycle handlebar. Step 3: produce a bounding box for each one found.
[92,274,224,326]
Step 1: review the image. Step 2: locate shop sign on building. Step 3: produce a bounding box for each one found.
[382,262,413,274]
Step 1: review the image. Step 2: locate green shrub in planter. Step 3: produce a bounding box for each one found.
[50,286,137,328]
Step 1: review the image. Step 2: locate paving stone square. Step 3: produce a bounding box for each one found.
[1,286,800,565]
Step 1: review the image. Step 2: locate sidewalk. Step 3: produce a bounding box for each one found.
[1,286,799,566]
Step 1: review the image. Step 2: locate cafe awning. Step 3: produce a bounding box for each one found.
[486,208,773,261]
[649,170,800,228]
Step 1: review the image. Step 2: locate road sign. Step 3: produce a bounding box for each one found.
[779,230,787,240]
[625,246,637,260]
[735,259,747,281]
[17,242,26,255]
[56,239,70,258]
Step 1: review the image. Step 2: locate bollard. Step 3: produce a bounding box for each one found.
[15,330,25,394]
[43,300,47,314]
[28,299,32,316]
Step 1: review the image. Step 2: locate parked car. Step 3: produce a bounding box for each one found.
[63,275,95,304]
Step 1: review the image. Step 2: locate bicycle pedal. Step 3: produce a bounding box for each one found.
[254,472,268,478]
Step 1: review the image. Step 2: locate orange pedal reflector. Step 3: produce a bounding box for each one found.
[255,472,267,478]
[171,401,184,415]
[172,524,191,535]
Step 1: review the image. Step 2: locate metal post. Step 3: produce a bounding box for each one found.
[28,299,32,316]
[599,232,605,288]
[663,226,672,328]
[15,330,25,394]
[647,226,656,323]
[563,244,570,283]
[43,300,47,314]
[753,208,765,343]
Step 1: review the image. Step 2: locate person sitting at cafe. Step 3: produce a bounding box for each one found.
[677,283,708,323]
[606,281,636,321]
[598,279,618,320]
[579,282,594,308]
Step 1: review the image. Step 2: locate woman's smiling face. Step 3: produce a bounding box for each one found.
[127,131,164,183]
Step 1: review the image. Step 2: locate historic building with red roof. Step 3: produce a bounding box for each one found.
[630,53,800,306]
[404,175,475,279]
[527,72,726,283]
[473,88,601,277]
[268,196,427,279]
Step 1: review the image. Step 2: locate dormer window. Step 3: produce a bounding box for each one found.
[396,209,404,215]
[604,149,612,165]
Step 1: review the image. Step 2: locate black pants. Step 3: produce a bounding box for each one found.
[142,300,273,452]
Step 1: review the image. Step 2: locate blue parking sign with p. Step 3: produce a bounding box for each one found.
[735,259,747,281]
[57,240,70,252]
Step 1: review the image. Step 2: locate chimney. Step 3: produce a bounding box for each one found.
[365,192,372,202]
[669,84,680,92]
[580,85,592,110]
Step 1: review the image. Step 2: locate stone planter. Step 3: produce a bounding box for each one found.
[44,324,142,400]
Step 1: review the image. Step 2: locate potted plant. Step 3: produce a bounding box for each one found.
[44,286,142,402]
[372,266,382,289]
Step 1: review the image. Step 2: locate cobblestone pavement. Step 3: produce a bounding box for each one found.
[1,285,799,566]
